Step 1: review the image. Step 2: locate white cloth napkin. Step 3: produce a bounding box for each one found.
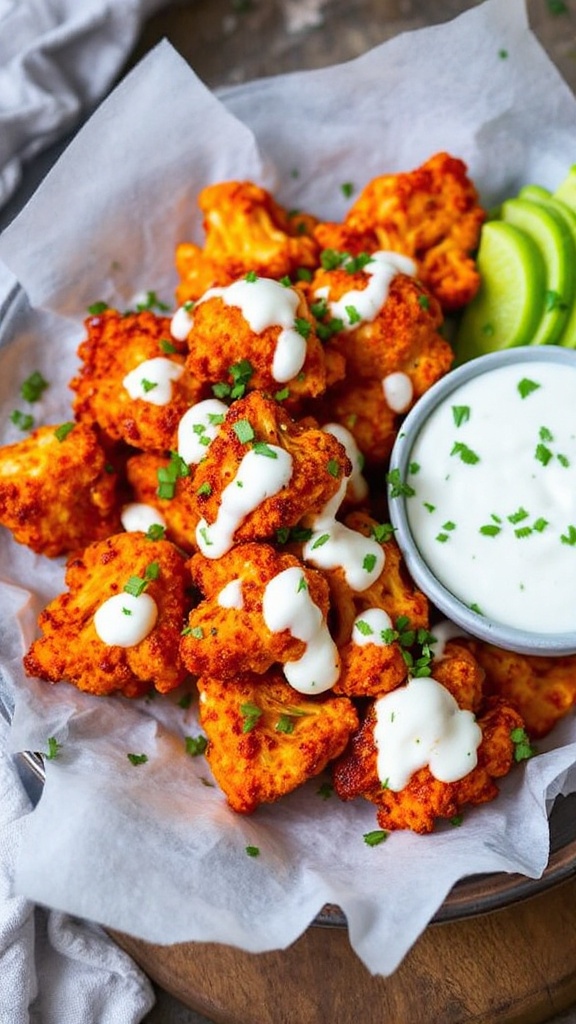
[0,715,156,1024]
[0,0,168,210]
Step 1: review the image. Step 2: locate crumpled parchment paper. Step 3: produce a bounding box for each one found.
[1,0,576,977]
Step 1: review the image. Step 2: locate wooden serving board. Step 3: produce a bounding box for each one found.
[112,873,576,1024]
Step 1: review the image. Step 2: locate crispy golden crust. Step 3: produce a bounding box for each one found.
[332,692,524,834]
[432,639,486,713]
[333,151,486,312]
[191,390,351,544]
[334,636,407,698]
[71,309,203,451]
[464,641,576,739]
[126,451,200,553]
[310,375,401,466]
[181,542,331,679]
[198,669,359,813]
[0,422,120,557]
[24,532,189,697]
[175,181,320,304]
[184,282,328,400]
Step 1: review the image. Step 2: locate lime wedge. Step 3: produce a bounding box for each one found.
[499,197,575,345]
[454,220,545,363]
[554,164,576,212]
[519,185,576,347]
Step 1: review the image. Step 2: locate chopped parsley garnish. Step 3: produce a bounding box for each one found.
[245,845,260,857]
[341,181,354,198]
[510,727,536,762]
[196,481,212,497]
[123,562,159,597]
[141,378,158,393]
[245,270,258,282]
[274,387,290,402]
[275,525,313,545]
[294,317,312,339]
[345,304,361,325]
[240,701,263,732]
[253,441,278,458]
[363,829,389,847]
[275,714,296,735]
[355,619,374,636]
[518,377,540,399]
[45,737,62,760]
[371,522,395,543]
[326,459,340,478]
[317,781,333,799]
[417,294,430,310]
[160,338,177,354]
[10,410,34,431]
[386,468,416,498]
[185,735,208,756]
[156,450,190,499]
[54,422,75,442]
[20,371,48,402]
[452,405,470,427]
[87,301,108,315]
[135,290,170,312]
[450,441,480,465]
[127,753,148,766]
[311,532,330,549]
[233,418,255,444]
[362,553,377,573]
[382,616,437,676]
[212,358,254,400]
[145,523,166,541]
[561,525,576,546]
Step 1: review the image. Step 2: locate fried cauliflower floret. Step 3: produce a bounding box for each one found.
[0,422,120,557]
[431,638,485,713]
[181,542,334,683]
[24,532,188,697]
[198,669,358,813]
[175,180,320,304]
[319,152,486,312]
[333,691,525,834]
[334,629,407,698]
[126,451,199,553]
[325,511,429,646]
[311,375,399,466]
[71,308,203,452]
[312,268,452,395]
[464,641,576,739]
[184,278,329,401]
[191,390,351,551]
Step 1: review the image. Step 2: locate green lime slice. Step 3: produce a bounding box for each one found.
[454,220,545,363]
[499,196,575,346]
[519,185,576,347]
[554,164,576,212]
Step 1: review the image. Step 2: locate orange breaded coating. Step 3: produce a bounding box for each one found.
[324,511,429,646]
[464,641,576,739]
[71,308,203,452]
[310,375,400,467]
[181,542,332,680]
[191,390,351,550]
[0,422,120,557]
[126,451,199,553]
[175,180,320,304]
[432,639,485,713]
[316,152,486,312]
[184,278,329,401]
[333,691,525,834]
[198,668,358,813]
[24,532,189,698]
[334,633,407,699]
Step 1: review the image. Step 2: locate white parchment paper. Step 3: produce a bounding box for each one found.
[1,0,576,976]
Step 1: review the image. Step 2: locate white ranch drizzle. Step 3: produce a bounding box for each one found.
[177,398,229,465]
[373,676,482,791]
[122,357,183,406]
[352,607,394,646]
[302,477,384,592]
[196,445,293,559]
[429,619,469,662]
[170,304,194,341]
[262,565,340,694]
[405,359,576,633]
[217,578,244,610]
[120,503,167,534]
[323,422,368,502]
[94,592,158,648]
[197,277,307,383]
[382,371,414,413]
[314,250,416,330]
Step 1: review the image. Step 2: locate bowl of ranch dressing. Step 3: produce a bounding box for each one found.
[387,346,576,655]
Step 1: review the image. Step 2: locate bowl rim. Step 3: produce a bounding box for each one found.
[387,346,576,657]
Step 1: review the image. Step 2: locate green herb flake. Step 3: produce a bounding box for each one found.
[386,468,416,499]
[127,753,148,766]
[311,532,330,550]
[507,507,529,525]
[363,829,389,847]
[275,387,290,402]
[341,181,354,198]
[233,419,255,444]
[558,453,570,468]
[345,304,361,325]
[510,726,536,762]
[450,814,464,827]
[450,441,480,465]
[240,701,263,733]
[326,459,340,478]
[135,290,170,312]
[294,317,312,339]
[275,714,296,735]
[54,422,75,442]
[535,443,553,466]
[253,441,278,458]
[10,410,34,431]
[185,735,208,757]
[160,338,177,354]
[363,553,377,573]
[518,377,540,399]
[561,525,576,546]
[245,845,260,857]
[196,481,212,497]
[20,370,49,402]
[87,301,109,315]
[145,523,166,541]
[355,619,374,636]
[417,294,430,310]
[141,378,158,393]
[547,0,568,12]
[371,522,395,543]
[45,736,62,760]
[480,523,501,537]
[317,781,333,799]
[245,270,258,283]
[452,405,471,428]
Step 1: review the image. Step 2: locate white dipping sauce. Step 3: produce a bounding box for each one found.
[303,477,384,592]
[374,676,482,790]
[217,578,244,610]
[352,608,394,646]
[262,565,340,693]
[120,503,167,534]
[94,592,158,647]
[405,360,576,633]
[122,357,183,406]
[178,398,228,465]
[314,250,416,329]
[382,371,414,413]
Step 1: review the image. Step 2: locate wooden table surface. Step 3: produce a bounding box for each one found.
[124,3,576,1018]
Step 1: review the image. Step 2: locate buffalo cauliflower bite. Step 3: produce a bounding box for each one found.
[24,532,189,697]
[334,629,407,698]
[198,668,359,813]
[464,641,576,739]
[181,542,334,683]
[184,277,329,401]
[333,635,526,833]
[71,308,203,452]
[0,422,120,557]
[175,180,320,304]
[315,152,486,312]
[126,451,200,553]
[191,390,351,553]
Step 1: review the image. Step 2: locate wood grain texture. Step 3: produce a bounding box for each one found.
[112,873,576,1024]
